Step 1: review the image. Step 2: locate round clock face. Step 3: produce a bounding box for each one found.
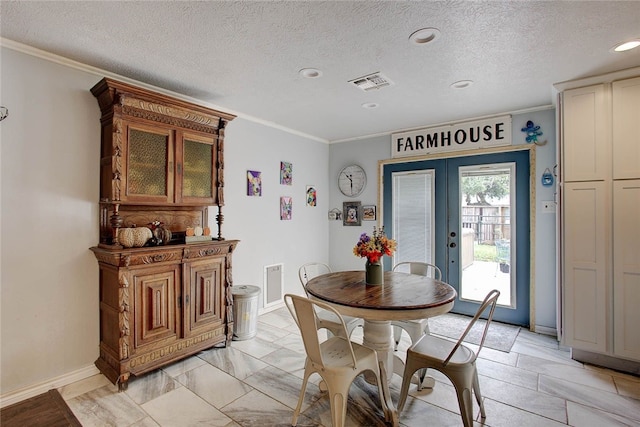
[338,164,366,197]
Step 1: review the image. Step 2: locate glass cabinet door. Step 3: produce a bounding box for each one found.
[124,124,174,203]
[177,132,217,204]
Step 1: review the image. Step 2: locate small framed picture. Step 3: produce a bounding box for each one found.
[306,185,317,207]
[247,170,262,196]
[362,205,376,221]
[343,201,361,226]
[280,161,292,185]
[280,196,292,220]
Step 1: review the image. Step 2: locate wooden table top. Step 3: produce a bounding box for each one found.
[306,270,457,320]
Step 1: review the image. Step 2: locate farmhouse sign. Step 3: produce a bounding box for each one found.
[391,115,512,158]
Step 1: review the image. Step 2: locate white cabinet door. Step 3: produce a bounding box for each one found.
[562,181,609,353]
[613,77,640,180]
[613,180,640,361]
[562,85,610,182]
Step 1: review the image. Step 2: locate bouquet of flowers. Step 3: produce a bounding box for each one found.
[353,226,397,264]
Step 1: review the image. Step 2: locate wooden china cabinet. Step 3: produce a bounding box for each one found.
[90,78,238,389]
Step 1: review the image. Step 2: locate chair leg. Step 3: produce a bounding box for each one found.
[448,371,475,427]
[397,357,421,414]
[292,363,312,426]
[472,366,486,418]
[328,389,348,427]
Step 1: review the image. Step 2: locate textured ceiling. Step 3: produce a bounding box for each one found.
[2,1,640,142]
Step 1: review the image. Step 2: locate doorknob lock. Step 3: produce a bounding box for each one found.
[449,242,456,248]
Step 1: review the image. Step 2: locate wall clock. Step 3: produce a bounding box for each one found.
[338,164,367,197]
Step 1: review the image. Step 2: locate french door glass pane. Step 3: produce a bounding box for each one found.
[392,171,435,265]
[459,163,515,307]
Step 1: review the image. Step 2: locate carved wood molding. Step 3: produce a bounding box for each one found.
[128,330,222,368]
[118,272,131,360]
[112,118,123,201]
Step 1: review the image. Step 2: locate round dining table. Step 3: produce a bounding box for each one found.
[306,270,457,424]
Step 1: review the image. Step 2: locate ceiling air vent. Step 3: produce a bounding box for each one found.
[348,72,394,91]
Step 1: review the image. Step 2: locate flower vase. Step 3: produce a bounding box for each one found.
[365,260,384,285]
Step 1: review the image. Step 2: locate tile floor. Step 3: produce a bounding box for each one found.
[60,307,640,426]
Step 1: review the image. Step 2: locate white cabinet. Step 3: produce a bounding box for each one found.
[613,179,640,360]
[613,77,640,179]
[562,84,610,182]
[562,181,609,353]
[561,75,640,368]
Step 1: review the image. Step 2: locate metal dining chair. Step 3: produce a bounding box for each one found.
[284,294,393,427]
[397,289,501,427]
[298,262,363,338]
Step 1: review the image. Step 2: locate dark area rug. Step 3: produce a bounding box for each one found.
[429,312,520,352]
[0,389,81,427]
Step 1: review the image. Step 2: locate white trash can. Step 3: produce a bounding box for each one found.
[231,285,261,340]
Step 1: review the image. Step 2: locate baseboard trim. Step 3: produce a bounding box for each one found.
[572,349,640,376]
[0,364,99,408]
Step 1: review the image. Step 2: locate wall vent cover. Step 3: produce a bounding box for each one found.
[349,72,394,91]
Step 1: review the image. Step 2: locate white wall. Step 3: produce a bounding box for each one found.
[0,47,328,397]
[328,109,558,331]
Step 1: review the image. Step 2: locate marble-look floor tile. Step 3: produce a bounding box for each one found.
[566,401,639,427]
[516,354,617,393]
[161,354,207,378]
[261,346,307,374]
[230,335,283,359]
[175,363,253,408]
[481,398,567,427]
[516,329,561,350]
[395,391,466,427]
[478,374,567,423]
[243,365,322,411]
[198,345,269,380]
[409,377,467,414]
[142,386,234,427]
[66,384,148,427]
[222,388,319,426]
[476,357,539,390]
[510,339,583,367]
[256,321,291,342]
[301,375,389,427]
[125,369,179,405]
[476,344,520,366]
[129,416,161,427]
[276,332,307,354]
[59,373,115,400]
[258,310,295,329]
[539,375,640,423]
[614,375,640,400]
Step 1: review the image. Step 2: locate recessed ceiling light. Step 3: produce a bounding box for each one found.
[409,27,441,45]
[361,102,379,109]
[299,68,322,78]
[450,80,474,89]
[612,39,640,52]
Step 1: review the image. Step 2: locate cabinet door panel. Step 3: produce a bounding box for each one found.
[613,180,640,360]
[613,77,640,180]
[562,85,610,181]
[132,266,180,348]
[123,122,174,204]
[176,132,217,205]
[185,257,224,336]
[562,181,609,352]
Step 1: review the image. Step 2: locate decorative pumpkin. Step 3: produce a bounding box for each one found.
[185,227,195,237]
[153,225,172,245]
[118,227,152,248]
[203,227,211,236]
[194,226,203,236]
